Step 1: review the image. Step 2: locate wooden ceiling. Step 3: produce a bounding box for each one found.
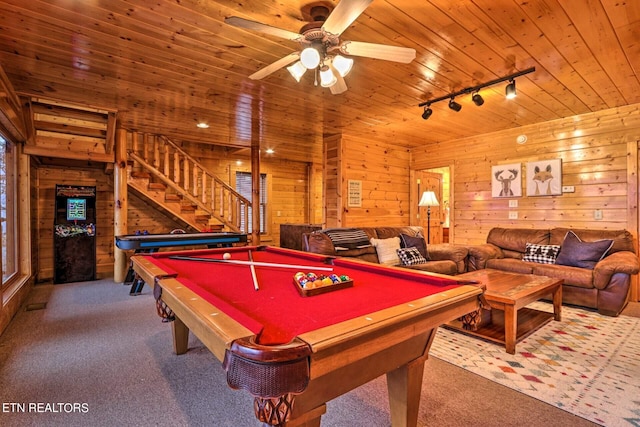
[1,0,638,163]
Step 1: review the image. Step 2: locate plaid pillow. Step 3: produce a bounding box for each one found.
[523,243,561,264]
[396,247,428,266]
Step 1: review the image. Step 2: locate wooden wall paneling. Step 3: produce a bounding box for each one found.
[411,103,640,301]
[340,135,411,227]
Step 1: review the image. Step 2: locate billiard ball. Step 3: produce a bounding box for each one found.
[223,252,231,260]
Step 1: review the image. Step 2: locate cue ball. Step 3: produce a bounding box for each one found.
[223,252,231,260]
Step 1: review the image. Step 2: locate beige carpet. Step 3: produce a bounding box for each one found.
[0,279,609,426]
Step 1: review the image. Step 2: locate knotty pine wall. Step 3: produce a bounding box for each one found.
[34,152,315,281]
[411,103,640,247]
[324,134,412,227]
[179,142,315,245]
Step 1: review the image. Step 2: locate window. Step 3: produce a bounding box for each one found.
[235,172,266,233]
[0,135,17,284]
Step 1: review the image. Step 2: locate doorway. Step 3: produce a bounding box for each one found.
[411,167,451,244]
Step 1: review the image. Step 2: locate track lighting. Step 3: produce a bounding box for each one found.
[422,106,432,120]
[448,98,462,112]
[417,67,534,120]
[472,92,484,106]
[505,79,517,99]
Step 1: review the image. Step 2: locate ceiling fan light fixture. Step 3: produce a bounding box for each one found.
[332,54,354,77]
[319,66,337,87]
[472,91,484,106]
[300,47,321,69]
[287,61,307,82]
[505,79,517,99]
[448,98,462,112]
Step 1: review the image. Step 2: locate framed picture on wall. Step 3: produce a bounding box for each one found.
[526,159,562,196]
[491,163,522,197]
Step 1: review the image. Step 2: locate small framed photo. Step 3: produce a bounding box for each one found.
[492,163,522,197]
[347,180,362,207]
[526,159,562,196]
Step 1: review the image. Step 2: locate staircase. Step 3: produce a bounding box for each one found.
[126,132,251,234]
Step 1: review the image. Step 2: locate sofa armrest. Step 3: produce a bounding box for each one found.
[303,232,337,256]
[467,243,503,271]
[593,251,640,289]
[427,244,468,274]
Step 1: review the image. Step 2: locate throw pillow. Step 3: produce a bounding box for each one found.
[399,233,430,260]
[522,243,561,264]
[323,228,372,251]
[555,231,614,269]
[397,247,428,266]
[370,237,401,266]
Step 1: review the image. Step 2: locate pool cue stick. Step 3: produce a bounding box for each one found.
[248,250,259,291]
[167,255,334,271]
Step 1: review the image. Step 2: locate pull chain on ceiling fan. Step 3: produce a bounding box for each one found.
[225,0,416,95]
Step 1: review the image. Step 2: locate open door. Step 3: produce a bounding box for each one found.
[411,171,443,244]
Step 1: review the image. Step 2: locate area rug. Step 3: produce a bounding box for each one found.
[430,302,640,427]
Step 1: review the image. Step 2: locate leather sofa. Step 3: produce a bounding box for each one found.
[302,226,468,275]
[467,227,639,316]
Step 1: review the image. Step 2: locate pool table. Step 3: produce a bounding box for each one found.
[115,231,247,294]
[131,246,483,427]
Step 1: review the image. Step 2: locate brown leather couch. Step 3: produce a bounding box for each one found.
[467,227,639,316]
[302,226,468,275]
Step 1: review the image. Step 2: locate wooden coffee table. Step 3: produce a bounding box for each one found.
[446,269,562,354]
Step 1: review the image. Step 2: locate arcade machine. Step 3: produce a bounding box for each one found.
[53,185,97,284]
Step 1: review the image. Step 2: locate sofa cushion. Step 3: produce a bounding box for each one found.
[370,237,401,266]
[555,231,613,269]
[399,233,429,260]
[486,258,534,274]
[397,247,427,266]
[322,228,372,251]
[486,228,550,258]
[522,243,560,264]
[532,263,594,289]
[408,260,458,275]
[550,228,635,254]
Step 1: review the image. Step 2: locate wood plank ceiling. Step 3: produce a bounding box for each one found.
[0,0,638,163]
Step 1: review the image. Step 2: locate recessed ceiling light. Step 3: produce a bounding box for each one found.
[265,148,275,154]
[196,122,209,129]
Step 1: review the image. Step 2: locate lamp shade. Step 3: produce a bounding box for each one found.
[418,191,439,207]
[319,66,337,88]
[332,54,354,77]
[286,61,307,82]
[300,47,321,69]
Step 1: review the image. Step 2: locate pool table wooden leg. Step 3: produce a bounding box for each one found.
[171,316,189,355]
[386,357,425,427]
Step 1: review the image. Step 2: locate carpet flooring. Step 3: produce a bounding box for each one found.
[431,302,640,427]
[0,279,616,426]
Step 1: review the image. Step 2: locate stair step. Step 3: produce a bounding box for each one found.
[180,204,197,212]
[165,193,182,202]
[131,171,151,179]
[148,182,166,190]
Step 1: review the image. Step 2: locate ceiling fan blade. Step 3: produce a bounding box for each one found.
[322,0,373,36]
[339,41,416,63]
[225,16,303,42]
[249,52,300,80]
[329,65,348,95]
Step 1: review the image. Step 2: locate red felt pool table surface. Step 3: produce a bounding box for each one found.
[144,246,462,344]
[132,245,483,427]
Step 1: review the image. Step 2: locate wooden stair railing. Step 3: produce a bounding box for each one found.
[127,133,251,233]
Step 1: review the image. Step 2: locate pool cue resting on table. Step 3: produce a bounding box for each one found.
[167,255,334,271]
[248,250,259,291]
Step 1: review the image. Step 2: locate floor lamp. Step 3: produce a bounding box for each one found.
[418,191,440,243]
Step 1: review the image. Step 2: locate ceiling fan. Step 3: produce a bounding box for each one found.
[225,0,416,94]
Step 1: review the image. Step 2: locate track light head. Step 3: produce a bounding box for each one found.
[472,92,484,106]
[421,106,433,120]
[448,98,462,112]
[505,79,517,99]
